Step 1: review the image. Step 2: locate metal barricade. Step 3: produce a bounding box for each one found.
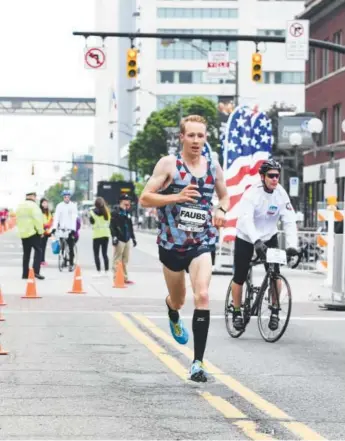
[277,230,326,272]
[332,234,344,297]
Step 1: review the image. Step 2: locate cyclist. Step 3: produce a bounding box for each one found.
[231,159,298,332]
[51,189,78,271]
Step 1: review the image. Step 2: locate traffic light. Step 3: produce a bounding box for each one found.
[31,164,35,175]
[252,53,262,82]
[126,48,138,78]
[72,165,78,173]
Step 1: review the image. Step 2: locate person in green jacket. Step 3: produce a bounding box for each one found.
[16,190,45,280]
[89,197,111,276]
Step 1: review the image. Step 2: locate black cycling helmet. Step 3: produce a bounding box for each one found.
[259,159,281,175]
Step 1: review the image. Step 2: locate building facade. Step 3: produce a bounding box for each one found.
[299,0,345,226]
[94,0,306,188]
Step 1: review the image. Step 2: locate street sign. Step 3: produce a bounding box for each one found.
[286,20,309,60]
[84,47,106,69]
[207,51,231,79]
[289,177,299,197]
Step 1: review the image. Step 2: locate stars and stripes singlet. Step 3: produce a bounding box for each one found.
[157,154,218,251]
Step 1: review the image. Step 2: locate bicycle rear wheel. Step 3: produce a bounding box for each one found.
[225,278,247,338]
[257,274,292,343]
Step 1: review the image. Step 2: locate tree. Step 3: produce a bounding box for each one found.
[109,173,125,181]
[128,96,218,176]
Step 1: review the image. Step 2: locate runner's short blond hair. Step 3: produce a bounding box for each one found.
[180,115,207,134]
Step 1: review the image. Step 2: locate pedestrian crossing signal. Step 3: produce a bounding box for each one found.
[252,53,262,82]
[127,48,138,78]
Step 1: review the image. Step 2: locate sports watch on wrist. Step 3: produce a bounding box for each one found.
[217,206,227,214]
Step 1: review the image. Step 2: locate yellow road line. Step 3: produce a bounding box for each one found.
[133,313,326,441]
[112,312,277,441]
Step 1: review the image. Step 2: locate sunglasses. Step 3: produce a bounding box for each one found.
[266,173,280,179]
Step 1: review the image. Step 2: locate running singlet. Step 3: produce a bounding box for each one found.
[157,154,218,251]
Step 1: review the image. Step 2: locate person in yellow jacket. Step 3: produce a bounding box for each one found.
[89,197,111,276]
[16,190,45,280]
[40,198,53,266]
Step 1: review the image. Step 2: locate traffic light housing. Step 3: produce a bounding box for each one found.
[126,48,138,78]
[252,53,262,82]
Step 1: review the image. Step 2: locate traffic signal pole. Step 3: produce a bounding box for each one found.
[73,31,345,54]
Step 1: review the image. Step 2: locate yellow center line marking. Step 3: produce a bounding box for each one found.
[132,313,326,441]
[112,312,277,441]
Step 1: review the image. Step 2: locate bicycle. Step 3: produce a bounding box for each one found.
[225,248,292,343]
[55,229,78,272]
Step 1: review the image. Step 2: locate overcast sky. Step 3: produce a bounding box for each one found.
[0,0,96,205]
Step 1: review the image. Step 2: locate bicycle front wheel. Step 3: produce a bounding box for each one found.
[257,274,292,343]
[225,278,246,338]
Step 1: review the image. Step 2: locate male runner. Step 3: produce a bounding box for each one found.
[140,114,229,382]
[231,159,298,332]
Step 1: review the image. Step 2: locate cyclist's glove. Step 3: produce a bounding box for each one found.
[254,239,267,260]
[112,237,119,246]
[286,247,299,256]
[132,239,137,247]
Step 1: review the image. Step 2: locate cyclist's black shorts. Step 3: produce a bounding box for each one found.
[159,244,215,273]
[233,234,279,285]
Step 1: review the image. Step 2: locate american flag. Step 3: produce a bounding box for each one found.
[222,106,273,242]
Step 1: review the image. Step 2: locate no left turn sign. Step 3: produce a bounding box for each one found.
[289,22,304,38]
[84,47,106,69]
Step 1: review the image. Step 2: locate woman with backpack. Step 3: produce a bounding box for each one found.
[89,197,111,276]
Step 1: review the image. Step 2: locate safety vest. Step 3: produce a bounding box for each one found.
[90,210,110,239]
[43,212,53,236]
[16,200,44,239]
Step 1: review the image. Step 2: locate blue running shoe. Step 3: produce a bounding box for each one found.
[190,360,208,383]
[169,318,189,345]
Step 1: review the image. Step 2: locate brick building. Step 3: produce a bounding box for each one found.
[299,0,345,226]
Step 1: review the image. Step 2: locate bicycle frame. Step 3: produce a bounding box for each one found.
[245,261,280,320]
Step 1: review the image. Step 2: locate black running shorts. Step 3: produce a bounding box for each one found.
[159,244,215,273]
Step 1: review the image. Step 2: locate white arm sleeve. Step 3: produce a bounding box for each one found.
[239,192,260,244]
[280,191,298,249]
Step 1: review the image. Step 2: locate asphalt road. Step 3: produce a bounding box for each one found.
[0,227,344,440]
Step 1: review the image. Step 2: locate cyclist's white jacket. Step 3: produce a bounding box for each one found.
[52,201,78,232]
[236,183,298,249]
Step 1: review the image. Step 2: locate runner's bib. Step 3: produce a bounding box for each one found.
[177,206,208,232]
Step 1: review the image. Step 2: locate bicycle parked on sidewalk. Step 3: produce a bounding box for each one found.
[55,229,78,272]
[225,248,293,343]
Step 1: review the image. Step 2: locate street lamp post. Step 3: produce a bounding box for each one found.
[289,132,303,211]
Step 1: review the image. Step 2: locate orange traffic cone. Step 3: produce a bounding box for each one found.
[113,261,126,289]
[68,265,86,294]
[0,286,7,306]
[22,268,42,299]
[0,343,8,355]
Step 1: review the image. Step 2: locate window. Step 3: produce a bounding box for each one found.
[160,71,174,83]
[157,70,235,84]
[309,48,317,83]
[262,71,304,84]
[333,31,343,71]
[157,28,237,60]
[333,104,342,143]
[179,71,193,83]
[257,29,285,37]
[321,40,329,77]
[157,8,238,19]
[320,109,328,145]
